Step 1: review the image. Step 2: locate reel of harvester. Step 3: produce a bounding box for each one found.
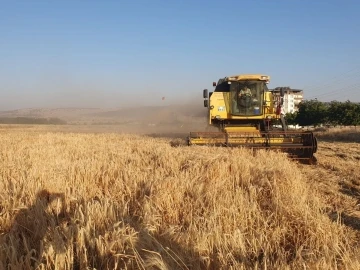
[187,130,317,164]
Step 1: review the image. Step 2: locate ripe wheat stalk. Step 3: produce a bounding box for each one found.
[0,126,359,269]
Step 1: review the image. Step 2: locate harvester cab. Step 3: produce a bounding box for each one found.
[188,74,317,163]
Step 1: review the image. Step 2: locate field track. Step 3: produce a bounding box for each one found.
[298,140,360,233]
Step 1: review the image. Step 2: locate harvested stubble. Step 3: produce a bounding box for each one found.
[313,126,360,143]
[0,128,359,270]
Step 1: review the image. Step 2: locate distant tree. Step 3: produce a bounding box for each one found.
[284,112,297,125]
[295,99,328,127]
[327,100,360,127]
[48,117,67,125]
[355,104,360,127]
[0,117,66,125]
[327,101,343,126]
[341,101,360,127]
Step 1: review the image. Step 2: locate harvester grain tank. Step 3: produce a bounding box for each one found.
[188,74,317,162]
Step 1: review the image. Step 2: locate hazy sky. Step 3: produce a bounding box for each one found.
[1,0,359,110]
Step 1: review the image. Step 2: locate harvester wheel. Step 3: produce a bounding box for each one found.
[186,137,191,146]
[313,136,318,153]
[309,156,318,165]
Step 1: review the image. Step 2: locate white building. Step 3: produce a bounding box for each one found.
[270,87,304,114]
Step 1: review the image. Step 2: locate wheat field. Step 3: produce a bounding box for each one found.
[0,125,359,270]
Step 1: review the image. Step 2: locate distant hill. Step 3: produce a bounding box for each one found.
[0,108,108,119]
[0,103,207,125]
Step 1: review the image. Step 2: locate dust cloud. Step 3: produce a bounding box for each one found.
[0,92,215,139]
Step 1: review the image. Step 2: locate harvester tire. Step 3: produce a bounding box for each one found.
[313,136,318,153]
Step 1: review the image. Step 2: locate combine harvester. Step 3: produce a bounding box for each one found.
[188,74,317,163]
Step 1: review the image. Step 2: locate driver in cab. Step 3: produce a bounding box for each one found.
[238,86,252,98]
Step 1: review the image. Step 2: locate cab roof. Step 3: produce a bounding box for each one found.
[219,74,270,84]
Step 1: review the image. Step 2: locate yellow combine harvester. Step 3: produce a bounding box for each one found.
[188,74,318,162]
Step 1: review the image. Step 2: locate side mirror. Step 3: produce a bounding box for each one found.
[204,100,208,107]
[213,82,217,87]
[203,89,208,99]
